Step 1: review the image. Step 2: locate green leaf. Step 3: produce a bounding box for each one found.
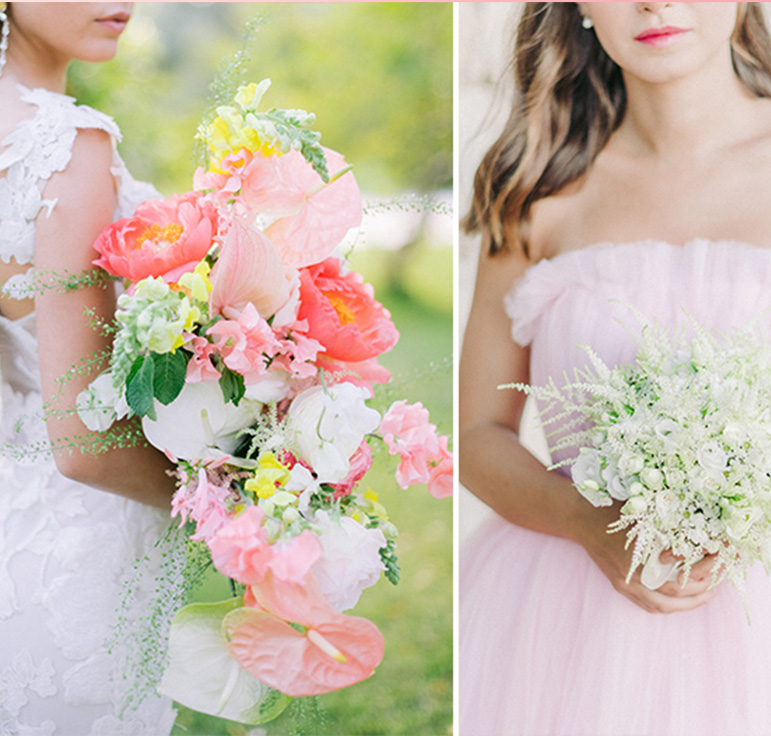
[220,366,246,406]
[152,350,191,406]
[126,354,156,420]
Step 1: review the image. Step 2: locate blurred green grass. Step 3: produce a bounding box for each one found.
[170,250,453,736]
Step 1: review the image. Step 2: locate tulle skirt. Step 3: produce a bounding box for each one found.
[459,513,771,736]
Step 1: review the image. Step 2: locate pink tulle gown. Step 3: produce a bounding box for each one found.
[460,240,771,736]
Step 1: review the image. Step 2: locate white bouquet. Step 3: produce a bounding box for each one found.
[509,313,771,600]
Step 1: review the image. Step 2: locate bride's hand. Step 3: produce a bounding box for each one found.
[575,502,720,614]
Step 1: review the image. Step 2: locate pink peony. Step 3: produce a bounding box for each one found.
[207,506,322,586]
[297,257,399,363]
[93,192,218,282]
[223,571,384,697]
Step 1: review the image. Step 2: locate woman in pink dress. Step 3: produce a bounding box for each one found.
[460,3,771,734]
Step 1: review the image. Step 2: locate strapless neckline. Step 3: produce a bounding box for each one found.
[535,237,771,268]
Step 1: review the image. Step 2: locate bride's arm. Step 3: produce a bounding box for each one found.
[34,128,176,509]
[460,243,717,613]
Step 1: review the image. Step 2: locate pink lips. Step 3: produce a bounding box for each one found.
[96,12,130,34]
[634,25,690,48]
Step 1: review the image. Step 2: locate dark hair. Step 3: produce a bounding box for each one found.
[465,3,771,258]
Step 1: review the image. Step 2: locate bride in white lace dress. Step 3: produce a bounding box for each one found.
[0,4,179,733]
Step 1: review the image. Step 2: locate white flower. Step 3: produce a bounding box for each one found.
[655,489,679,526]
[142,380,262,461]
[285,464,323,515]
[286,383,380,483]
[311,510,386,611]
[724,505,761,542]
[641,467,664,490]
[601,459,630,501]
[697,442,728,472]
[243,371,292,403]
[75,371,128,432]
[572,449,611,507]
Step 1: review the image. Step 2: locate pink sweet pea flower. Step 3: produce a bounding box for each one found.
[207,506,322,585]
[93,192,218,282]
[427,435,454,499]
[209,218,291,320]
[380,401,454,495]
[297,257,399,363]
[185,335,221,383]
[208,302,281,383]
[237,148,362,269]
[223,571,384,697]
[331,440,373,499]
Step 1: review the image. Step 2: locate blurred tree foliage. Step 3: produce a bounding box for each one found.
[68,2,452,197]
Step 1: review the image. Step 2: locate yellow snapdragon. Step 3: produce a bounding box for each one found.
[245,452,291,499]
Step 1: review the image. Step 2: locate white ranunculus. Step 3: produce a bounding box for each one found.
[697,441,728,472]
[655,489,679,526]
[76,371,128,432]
[142,380,262,461]
[311,510,386,612]
[724,505,761,542]
[286,383,380,483]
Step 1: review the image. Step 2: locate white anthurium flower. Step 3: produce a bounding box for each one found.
[159,599,290,725]
[286,383,380,483]
[76,371,129,432]
[142,380,262,462]
[311,510,386,612]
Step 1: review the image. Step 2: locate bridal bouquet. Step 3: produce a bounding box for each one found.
[76,80,452,723]
[508,314,771,599]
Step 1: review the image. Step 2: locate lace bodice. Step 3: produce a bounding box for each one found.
[0,85,176,734]
[0,84,157,269]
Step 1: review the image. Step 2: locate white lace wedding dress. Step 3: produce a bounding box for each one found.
[0,86,177,735]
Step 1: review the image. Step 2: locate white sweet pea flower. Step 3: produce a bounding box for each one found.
[76,371,129,432]
[285,464,323,515]
[243,371,292,403]
[311,510,386,612]
[142,380,262,461]
[287,383,380,483]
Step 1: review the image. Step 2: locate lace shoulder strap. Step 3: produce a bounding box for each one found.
[0,85,122,266]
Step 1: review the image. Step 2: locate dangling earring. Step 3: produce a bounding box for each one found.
[0,3,9,78]
[581,15,594,30]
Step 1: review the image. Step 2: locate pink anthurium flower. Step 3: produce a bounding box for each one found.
[222,572,384,697]
[209,217,290,320]
[246,148,361,269]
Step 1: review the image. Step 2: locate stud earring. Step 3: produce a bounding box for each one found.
[581,15,594,30]
[0,3,9,79]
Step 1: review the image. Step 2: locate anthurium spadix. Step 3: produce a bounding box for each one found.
[142,380,261,461]
[158,598,291,724]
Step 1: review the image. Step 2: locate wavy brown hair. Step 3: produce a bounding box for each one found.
[465,2,771,258]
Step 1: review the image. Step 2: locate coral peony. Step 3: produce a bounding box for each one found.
[93,192,218,282]
[297,257,399,363]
